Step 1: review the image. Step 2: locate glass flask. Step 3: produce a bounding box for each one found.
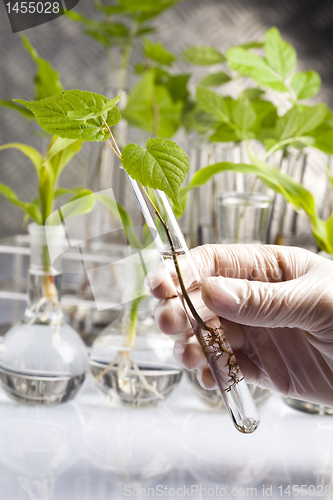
[0,223,89,404]
[90,295,183,406]
[217,192,272,244]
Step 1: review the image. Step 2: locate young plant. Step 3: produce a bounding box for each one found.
[0,37,93,318]
[66,1,190,139]
[181,27,333,251]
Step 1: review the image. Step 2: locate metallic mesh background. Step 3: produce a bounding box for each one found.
[0,0,333,237]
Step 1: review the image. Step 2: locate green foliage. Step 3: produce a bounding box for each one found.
[0,135,83,225]
[264,27,296,79]
[182,27,333,252]
[226,47,288,92]
[122,70,182,138]
[21,35,64,100]
[143,39,176,66]
[15,90,122,141]
[65,0,186,139]
[183,46,225,66]
[122,138,190,208]
[198,72,231,87]
[291,71,321,100]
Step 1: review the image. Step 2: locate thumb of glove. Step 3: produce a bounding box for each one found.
[201,275,313,330]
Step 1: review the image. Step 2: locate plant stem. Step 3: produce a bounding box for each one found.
[104,132,223,343]
[262,136,309,161]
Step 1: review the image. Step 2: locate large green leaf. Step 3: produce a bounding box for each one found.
[122,72,182,138]
[21,35,63,100]
[209,123,240,142]
[181,158,315,218]
[122,138,190,207]
[264,27,296,79]
[183,46,225,66]
[0,143,44,179]
[143,39,176,66]
[296,103,327,136]
[198,72,231,87]
[14,90,122,141]
[122,71,155,130]
[231,98,256,131]
[226,47,288,93]
[275,106,300,140]
[291,70,321,100]
[154,85,182,138]
[166,74,190,103]
[195,86,230,122]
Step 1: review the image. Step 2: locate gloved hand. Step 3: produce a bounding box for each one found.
[146,244,333,406]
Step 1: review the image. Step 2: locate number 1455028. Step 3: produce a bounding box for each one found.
[5,2,60,14]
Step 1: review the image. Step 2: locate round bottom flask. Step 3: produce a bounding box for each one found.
[90,297,183,406]
[0,224,88,405]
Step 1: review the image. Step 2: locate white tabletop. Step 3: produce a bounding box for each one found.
[0,376,332,500]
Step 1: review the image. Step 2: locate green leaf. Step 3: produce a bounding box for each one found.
[238,41,264,49]
[154,85,182,138]
[183,46,225,66]
[231,98,256,131]
[136,0,180,23]
[95,2,127,14]
[291,70,321,100]
[275,107,300,140]
[166,74,190,103]
[209,123,240,142]
[226,47,288,92]
[122,70,155,130]
[122,138,190,207]
[0,183,42,224]
[242,88,265,101]
[60,189,95,220]
[196,86,230,122]
[296,103,327,136]
[0,100,34,119]
[14,90,122,141]
[48,139,82,183]
[143,39,176,66]
[198,72,231,87]
[96,194,142,249]
[44,137,78,163]
[0,143,44,179]
[122,72,182,138]
[183,158,315,217]
[183,105,219,134]
[314,130,333,154]
[21,35,63,100]
[264,27,296,78]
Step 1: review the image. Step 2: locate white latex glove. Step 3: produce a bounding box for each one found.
[146,245,333,406]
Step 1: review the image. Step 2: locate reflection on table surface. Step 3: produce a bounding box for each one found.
[0,377,332,500]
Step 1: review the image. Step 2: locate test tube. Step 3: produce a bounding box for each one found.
[127,176,260,434]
